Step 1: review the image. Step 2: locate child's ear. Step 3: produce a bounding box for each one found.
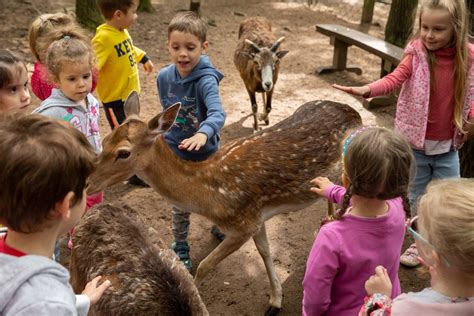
[113,9,123,19]
[341,172,350,188]
[202,40,209,54]
[53,191,75,220]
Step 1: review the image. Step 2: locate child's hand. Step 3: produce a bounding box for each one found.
[143,60,154,74]
[178,132,208,151]
[310,176,333,197]
[82,276,111,305]
[332,84,371,97]
[365,265,392,297]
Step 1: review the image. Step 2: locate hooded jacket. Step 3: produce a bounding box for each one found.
[33,88,102,152]
[0,253,89,315]
[157,55,226,161]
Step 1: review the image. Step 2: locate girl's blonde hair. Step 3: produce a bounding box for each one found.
[45,27,94,79]
[417,0,470,132]
[28,13,76,62]
[418,178,474,277]
[334,127,413,220]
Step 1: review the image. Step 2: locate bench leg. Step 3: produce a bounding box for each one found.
[363,94,398,109]
[316,39,362,75]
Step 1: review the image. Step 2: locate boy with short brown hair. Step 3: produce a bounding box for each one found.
[0,114,110,315]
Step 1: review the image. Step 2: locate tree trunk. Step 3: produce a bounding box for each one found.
[361,0,376,24]
[384,0,418,48]
[467,0,474,35]
[138,0,153,12]
[75,0,103,30]
[460,140,474,177]
[190,0,201,14]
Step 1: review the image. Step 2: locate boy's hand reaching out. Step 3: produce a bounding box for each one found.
[179,132,208,151]
[332,84,371,98]
[365,265,392,297]
[82,276,111,305]
[310,176,333,197]
[143,60,154,74]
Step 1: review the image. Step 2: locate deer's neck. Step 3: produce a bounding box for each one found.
[141,137,215,215]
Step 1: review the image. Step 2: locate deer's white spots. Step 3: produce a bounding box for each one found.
[218,187,228,195]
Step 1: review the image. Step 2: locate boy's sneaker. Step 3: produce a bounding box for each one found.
[171,241,192,271]
[400,243,420,267]
[128,175,150,187]
[211,225,225,242]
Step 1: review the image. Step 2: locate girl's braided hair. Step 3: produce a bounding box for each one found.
[323,127,414,225]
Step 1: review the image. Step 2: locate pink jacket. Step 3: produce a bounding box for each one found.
[394,39,474,149]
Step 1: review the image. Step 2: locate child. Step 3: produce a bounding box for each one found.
[302,127,413,316]
[28,13,97,101]
[359,178,474,315]
[93,0,153,130]
[32,29,103,258]
[0,50,31,113]
[333,0,474,267]
[0,114,111,315]
[156,11,226,271]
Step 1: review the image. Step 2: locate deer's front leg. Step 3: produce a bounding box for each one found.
[259,90,272,125]
[248,91,259,132]
[194,233,250,285]
[252,223,282,315]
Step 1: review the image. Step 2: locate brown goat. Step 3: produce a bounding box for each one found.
[87,92,362,315]
[234,17,289,132]
[70,203,208,316]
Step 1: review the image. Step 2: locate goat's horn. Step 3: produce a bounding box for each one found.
[270,37,285,52]
[245,39,261,52]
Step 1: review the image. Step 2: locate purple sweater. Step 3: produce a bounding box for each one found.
[302,185,405,316]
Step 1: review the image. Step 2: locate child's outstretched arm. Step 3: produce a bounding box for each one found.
[332,84,371,97]
[134,46,154,74]
[310,176,347,204]
[179,132,208,151]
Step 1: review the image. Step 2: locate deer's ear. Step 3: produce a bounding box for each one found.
[124,91,140,118]
[148,102,181,134]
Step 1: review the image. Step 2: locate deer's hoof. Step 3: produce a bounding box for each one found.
[258,113,268,122]
[265,306,281,316]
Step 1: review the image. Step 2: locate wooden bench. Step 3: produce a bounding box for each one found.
[315,24,404,108]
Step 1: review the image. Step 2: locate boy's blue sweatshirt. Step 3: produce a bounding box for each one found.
[157,55,226,161]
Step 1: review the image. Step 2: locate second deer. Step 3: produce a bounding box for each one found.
[88,92,362,315]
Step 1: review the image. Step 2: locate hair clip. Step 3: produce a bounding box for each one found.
[63,35,71,40]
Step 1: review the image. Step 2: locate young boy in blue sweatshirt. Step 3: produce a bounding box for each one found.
[156,11,226,271]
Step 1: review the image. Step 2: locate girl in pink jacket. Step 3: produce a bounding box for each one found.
[333,0,474,267]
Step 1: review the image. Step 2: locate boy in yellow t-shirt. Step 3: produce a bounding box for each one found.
[93,0,153,130]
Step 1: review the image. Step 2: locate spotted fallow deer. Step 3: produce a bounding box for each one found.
[87,92,362,315]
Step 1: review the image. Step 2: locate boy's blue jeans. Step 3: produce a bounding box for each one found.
[409,149,460,216]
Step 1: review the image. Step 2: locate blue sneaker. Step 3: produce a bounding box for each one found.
[171,241,192,271]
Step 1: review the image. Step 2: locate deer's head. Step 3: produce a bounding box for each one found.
[245,37,289,92]
[87,91,180,194]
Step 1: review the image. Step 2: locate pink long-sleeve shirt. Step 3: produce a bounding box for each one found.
[302,185,406,316]
[369,47,458,141]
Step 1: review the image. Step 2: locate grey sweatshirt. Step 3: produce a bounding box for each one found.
[0,253,89,315]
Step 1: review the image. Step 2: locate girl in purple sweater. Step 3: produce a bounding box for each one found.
[360,178,474,316]
[302,127,413,316]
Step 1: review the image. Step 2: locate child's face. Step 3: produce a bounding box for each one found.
[116,0,138,30]
[0,64,31,113]
[55,58,92,103]
[168,31,208,78]
[420,8,454,51]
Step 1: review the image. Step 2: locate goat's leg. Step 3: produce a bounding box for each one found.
[248,91,259,131]
[259,91,272,125]
[252,223,282,315]
[194,233,250,285]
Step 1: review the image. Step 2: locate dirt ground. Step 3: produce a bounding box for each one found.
[0,0,430,314]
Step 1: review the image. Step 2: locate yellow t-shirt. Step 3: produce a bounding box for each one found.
[92,24,146,103]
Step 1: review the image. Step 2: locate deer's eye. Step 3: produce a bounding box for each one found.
[117,150,131,160]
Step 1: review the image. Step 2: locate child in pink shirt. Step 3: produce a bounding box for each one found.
[28,13,97,101]
[332,0,474,267]
[302,127,413,316]
[359,179,474,316]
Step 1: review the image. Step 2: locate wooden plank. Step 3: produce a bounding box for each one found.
[316,24,404,64]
